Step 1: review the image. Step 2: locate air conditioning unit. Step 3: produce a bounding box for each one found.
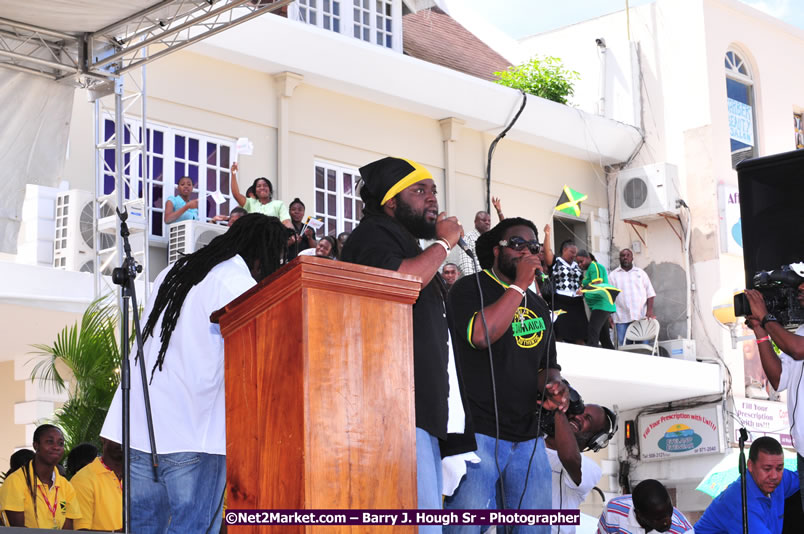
[617,163,680,221]
[658,339,696,361]
[168,220,227,264]
[97,197,146,235]
[53,190,144,275]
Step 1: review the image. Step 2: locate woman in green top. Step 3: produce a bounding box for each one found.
[576,250,620,349]
[230,162,292,228]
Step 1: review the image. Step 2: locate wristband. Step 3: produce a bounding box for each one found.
[434,238,450,255]
[756,336,770,344]
[508,284,527,298]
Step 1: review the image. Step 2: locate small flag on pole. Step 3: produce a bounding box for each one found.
[305,216,324,231]
[555,185,587,217]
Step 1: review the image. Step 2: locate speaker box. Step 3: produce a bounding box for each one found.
[736,149,804,287]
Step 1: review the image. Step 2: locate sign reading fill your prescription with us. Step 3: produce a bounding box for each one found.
[638,405,725,461]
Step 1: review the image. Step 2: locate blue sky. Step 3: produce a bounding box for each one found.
[462,0,803,39]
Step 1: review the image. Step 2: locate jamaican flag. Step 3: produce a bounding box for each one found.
[555,185,587,216]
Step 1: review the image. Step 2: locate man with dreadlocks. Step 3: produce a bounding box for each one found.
[444,218,568,534]
[101,213,287,534]
[340,156,475,530]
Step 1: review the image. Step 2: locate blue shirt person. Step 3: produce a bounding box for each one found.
[695,437,800,534]
[164,176,199,224]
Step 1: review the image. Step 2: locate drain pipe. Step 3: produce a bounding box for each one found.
[596,38,607,117]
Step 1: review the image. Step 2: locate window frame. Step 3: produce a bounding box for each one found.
[312,159,362,238]
[289,0,403,52]
[725,48,758,167]
[101,116,236,243]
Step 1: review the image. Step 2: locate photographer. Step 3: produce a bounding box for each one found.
[545,399,615,534]
[745,275,804,508]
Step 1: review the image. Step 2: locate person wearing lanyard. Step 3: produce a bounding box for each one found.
[0,424,81,528]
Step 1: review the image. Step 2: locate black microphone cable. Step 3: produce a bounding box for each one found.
[485,90,528,215]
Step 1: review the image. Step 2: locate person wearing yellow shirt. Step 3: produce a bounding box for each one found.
[0,424,81,529]
[71,438,123,532]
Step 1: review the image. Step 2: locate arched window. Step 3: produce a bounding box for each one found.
[725,50,757,168]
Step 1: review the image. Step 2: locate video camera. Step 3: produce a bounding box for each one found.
[535,381,585,437]
[734,262,804,327]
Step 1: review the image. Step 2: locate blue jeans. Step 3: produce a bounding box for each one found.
[130,449,226,534]
[444,433,551,534]
[416,427,443,534]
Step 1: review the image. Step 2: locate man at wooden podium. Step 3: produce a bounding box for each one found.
[341,156,476,529]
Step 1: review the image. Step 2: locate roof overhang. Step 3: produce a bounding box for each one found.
[557,342,724,411]
[193,14,643,165]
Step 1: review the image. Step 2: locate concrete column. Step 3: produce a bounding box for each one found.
[273,72,304,200]
[438,117,464,214]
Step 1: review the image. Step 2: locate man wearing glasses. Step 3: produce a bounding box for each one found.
[444,217,569,534]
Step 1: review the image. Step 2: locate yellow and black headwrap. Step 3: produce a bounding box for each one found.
[359,157,433,206]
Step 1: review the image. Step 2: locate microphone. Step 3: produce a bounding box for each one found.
[456,238,474,257]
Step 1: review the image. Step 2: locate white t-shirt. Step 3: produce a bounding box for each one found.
[101,255,256,455]
[775,324,804,456]
[546,447,602,534]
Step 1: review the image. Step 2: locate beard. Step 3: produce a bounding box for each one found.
[497,250,519,281]
[394,197,436,239]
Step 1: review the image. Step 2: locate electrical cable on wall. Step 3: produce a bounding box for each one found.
[485,90,527,214]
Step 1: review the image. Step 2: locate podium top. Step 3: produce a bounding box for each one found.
[211,255,422,326]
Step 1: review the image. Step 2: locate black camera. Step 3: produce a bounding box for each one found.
[535,381,584,437]
[734,263,804,327]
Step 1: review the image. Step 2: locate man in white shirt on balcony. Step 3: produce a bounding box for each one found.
[608,248,656,347]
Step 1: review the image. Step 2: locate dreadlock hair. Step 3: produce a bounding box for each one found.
[142,213,288,381]
[25,424,63,523]
[475,217,539,270]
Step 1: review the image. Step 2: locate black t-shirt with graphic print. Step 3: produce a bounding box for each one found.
[447,269,559,442]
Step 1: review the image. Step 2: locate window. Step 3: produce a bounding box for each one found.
[290,0,401,51]
[795,113,804,149]
[725,50,758,168]
[313,161,362,237]
[101,118,235,241]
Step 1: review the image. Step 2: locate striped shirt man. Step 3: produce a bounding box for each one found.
[598,495,693,534]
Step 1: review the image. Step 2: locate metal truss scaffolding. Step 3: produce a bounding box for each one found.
[0,0,291,296]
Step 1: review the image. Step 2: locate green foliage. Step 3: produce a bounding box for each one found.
[29,296,127,455]
[494,56,580,104]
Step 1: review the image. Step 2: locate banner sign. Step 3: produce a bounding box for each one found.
[638,405,725,461]
[733,397,791,447]
[717,184,742,255]
[728,98,754,146]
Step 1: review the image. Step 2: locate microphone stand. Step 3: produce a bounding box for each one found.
[738,428,749,534]
[112,207,160,533]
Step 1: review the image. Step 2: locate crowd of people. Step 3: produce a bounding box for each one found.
[2,155,802,534]
[443,200,656,351]
[165,162,349,263]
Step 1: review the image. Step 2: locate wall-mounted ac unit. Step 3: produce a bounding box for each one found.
[658,339,696,361]
[168,220,227,264]
[617,163,680,221]
[53,190,115,273]
[53,190,143,275]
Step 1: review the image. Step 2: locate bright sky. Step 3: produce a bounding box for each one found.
[462,0,804,39]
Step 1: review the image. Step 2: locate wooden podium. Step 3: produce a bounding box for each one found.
[213,256,421,532]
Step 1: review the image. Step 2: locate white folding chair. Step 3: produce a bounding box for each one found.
[618,318,660,356]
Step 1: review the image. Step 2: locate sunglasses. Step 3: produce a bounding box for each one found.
[498,236,540,254]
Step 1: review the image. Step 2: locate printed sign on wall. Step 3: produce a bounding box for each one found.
[728,98,754,146]
[638,405,725,461]
[733,398,791,447]
[718,184,742,255]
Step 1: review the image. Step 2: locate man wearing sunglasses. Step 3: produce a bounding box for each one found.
[444,217,568,533]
